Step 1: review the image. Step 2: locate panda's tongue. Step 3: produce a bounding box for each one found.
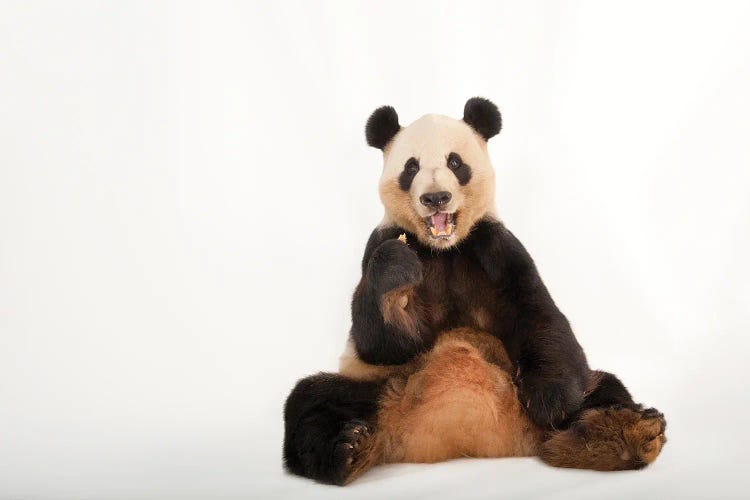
[431,212,449,232]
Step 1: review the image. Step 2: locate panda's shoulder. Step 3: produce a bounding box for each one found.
[467,217,534,263]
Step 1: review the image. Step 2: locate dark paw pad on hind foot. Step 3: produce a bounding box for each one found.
[331,420,373,485]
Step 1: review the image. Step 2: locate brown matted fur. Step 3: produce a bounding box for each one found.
[380,285,421,336]
[341,328,541,474]
[339,329,666,480]
[540,407,667,470]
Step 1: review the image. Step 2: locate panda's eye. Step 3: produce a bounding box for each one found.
[404,158,420,175]
[399,158,420,191]
[447,153,461,170]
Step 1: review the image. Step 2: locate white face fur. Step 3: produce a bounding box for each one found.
[378,114,497,249]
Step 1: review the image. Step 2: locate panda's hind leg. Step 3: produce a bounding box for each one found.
[540,371,667,470]
[283,373,384,485]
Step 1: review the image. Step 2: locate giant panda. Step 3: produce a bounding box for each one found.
[283,98,667,485]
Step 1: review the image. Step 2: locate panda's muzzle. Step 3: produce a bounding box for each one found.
[420,191,455,239]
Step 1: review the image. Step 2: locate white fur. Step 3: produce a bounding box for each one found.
[378,114,498,243]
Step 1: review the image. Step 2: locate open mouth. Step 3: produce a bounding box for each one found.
[425,212,455,239]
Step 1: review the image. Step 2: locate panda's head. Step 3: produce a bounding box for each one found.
[366,97,502,250]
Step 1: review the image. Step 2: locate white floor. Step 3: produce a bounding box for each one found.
[2,389,745,500]
[3,316,747,500]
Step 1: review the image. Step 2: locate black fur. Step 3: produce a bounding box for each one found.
[579,371,636,413]
[447,152,472,185]
[352,218,591,427]
[365,106,400,150]
[351,233,433,365]
[463,97,502,140]
[283,373,384,485]
[398,157,420,191]
[284,218,655,482]
[565,371,665,438]
[462,219,590,426]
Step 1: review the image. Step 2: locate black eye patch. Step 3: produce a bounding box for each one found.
[447,152,472,185]
[398,157,419,191]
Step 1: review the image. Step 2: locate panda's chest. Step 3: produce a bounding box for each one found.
[416,253,499,332]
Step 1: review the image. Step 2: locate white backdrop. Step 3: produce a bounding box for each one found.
[2,1,749,499]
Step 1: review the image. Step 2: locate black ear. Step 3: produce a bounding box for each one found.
[463,97,502,140]
[365,106,400,150]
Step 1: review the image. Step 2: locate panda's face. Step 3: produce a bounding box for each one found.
[366,98,502,250]
[379,115,495,249]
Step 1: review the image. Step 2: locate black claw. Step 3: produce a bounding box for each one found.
[341,420,371,441]
[338,422,370,453]
[329,420,372,484]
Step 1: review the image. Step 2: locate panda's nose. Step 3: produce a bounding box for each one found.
[420,191,452,208]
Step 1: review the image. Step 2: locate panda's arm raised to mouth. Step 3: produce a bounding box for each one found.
[349,226,432,365]
[466,218,593,428]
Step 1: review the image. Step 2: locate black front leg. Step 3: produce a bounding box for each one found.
[515,326,589,427]
[350,230,430,365]
[465,218,591,428]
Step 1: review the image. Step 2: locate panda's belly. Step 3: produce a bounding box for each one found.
[376,329,540,463]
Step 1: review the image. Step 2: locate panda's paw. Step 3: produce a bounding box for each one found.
[517,375,582,428]
[331,420,374,485]
[367,239,423,294]
[633,407,667,462]
[540,406,666,470]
